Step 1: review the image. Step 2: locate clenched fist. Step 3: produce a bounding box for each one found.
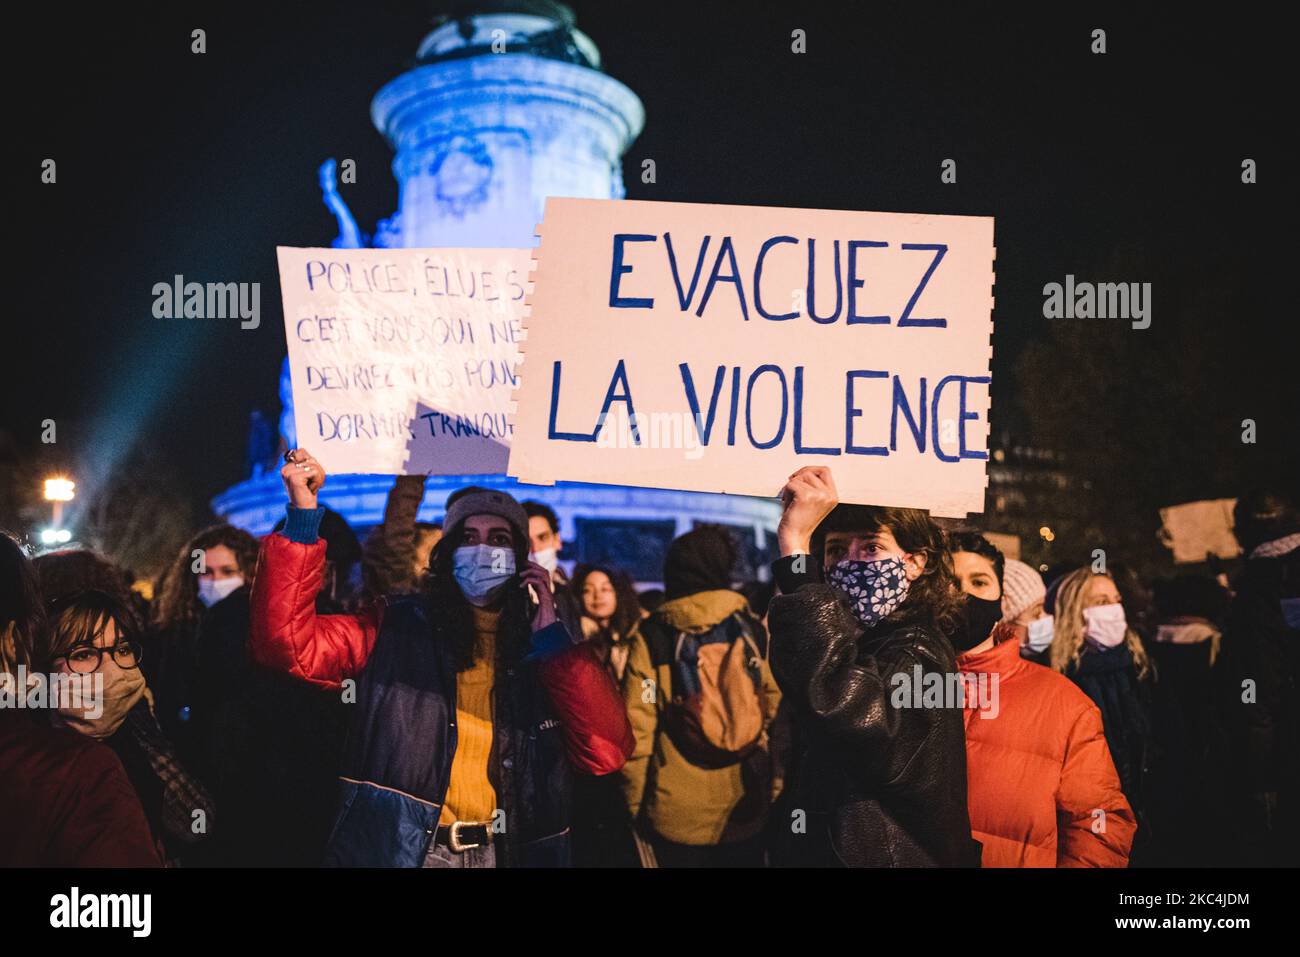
[777,466,839,557]
[281,448,326,509]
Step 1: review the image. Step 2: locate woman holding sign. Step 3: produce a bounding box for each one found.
[766,466,981,867]
[248,449,633,868]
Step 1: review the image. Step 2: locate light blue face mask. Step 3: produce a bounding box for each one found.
[453,544,516,606]
[1024,614,1055,653]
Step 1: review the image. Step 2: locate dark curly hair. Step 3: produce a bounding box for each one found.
[946,530,1006,587]
[815,504,962,633]
[152,524,260,630]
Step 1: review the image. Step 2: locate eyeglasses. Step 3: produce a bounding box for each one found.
[54,641,143,674]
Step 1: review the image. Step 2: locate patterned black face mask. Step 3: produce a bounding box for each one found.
[827,557,910,628]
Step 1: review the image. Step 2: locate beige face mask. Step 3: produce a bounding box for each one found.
[54,658,147,739]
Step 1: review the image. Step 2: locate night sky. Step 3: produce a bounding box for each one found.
[4,2,1292,534]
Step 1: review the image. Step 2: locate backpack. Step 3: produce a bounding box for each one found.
[657,612,767,768]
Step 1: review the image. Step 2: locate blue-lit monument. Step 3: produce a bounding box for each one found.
[212,2,780,581]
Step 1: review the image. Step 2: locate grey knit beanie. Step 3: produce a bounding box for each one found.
[442,486,529,545]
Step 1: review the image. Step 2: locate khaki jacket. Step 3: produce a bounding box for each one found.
[620,589,783,846]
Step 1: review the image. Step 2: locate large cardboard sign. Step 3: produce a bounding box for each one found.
[507,198,996,516]
[1158,498,1241,563]
[277,246,530,475]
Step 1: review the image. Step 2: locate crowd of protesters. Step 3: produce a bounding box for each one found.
[1,452,1296,868]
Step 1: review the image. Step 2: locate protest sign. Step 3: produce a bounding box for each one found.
[276,246,530,475]
[1158,498,1241,563]
[507,198,996,516]
[983,532,1022,561]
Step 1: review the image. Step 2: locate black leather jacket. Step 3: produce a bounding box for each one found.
[768,577,981,867]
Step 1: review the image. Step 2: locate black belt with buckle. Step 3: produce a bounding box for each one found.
[436,821,493,852]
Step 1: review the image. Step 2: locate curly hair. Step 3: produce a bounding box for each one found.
[815,504,963,633]
[152,524,260,630]
[1048,568,1151,679]
[946,530,1006,588]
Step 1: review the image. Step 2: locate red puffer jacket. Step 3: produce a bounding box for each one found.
[250,532,633,777]
[959,626,1136,867]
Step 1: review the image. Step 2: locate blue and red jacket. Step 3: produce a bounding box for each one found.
[250,509,634,867]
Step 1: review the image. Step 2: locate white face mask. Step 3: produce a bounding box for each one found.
[1025,614,1055,652]
[1083,603,1128,649]
[530,548,559,574]
[198,575,244,608]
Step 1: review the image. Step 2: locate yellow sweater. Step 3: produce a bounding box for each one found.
[438,606,498,825]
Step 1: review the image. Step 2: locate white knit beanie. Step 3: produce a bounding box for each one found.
[1001,559,1047,622]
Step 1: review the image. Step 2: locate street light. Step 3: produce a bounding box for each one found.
[44,476,75,529]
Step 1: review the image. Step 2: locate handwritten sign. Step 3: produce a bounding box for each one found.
[276,246,530,475]
[507,199,995,516]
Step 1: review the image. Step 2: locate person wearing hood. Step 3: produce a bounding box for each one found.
[765,466,980,867]
[620,524,782,867]
[1221,490,1300,863]
[250,449,633,867]
[949,532,1134,867]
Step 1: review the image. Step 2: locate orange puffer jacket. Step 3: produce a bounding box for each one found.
[959,626,1136,867]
